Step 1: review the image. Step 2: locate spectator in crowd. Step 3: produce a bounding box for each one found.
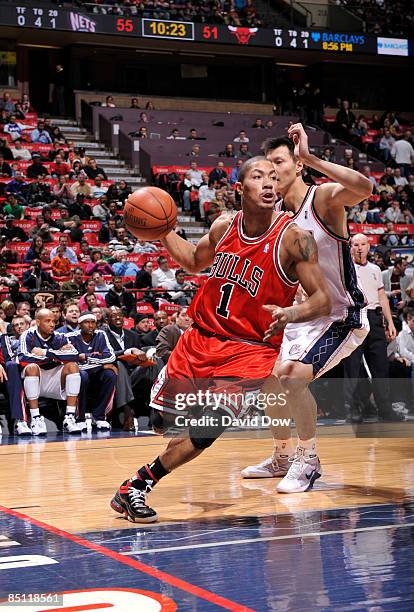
[6,280,30,307]
[91,271,110,295]
[384,199,405,223]
[378,175,395,196]
[382,221,399,248]
[105,275,135,316]
[84,158,107,180]
[235,143,252,159]
[379,128,395,162]
[98,218,118,243]
[133,313,153,343]
[394,167,408,187]
[230,158,243,185]
[0,153,12,177]
[133,239,159,254]
[56,300,80,334]
[71,175,92,198]
[155,307,192,364]
[117,180,131,202]
[3,115,31,141]
[169,269,198,306]
[10,139,32,161]
[336,100,356,140]
[382,257,411,312]
[135,260,153,293]
[219,144,235,158]
[234,130,249,143]
[51,245,72,277]
[130,98,140,109]
[92,196,111,222]
[67,311,116,432]
[92,306,105,327]
[50,234,78,264]
[22,259,57,292]
[209,161,227,184]
[31,121,52,144]
[50,154,70,178]
[0,92,15,113]
[78,240,91,264]
[252,118,265,129]
[112,251,140,278]
[392,133,414,177]
[381,166,395,186]
[85,249,114,276]
[1,299,16,322]
[108,227,133,253]
[102,95,116,107]
[24,236,44,264]
[320,147,335,162]
[152,256,176,290]
[188,144,201,157]
[5,171,26,202]
[3,193,24,219]
[187,128,205,140]
[68,194,91,221]
[140,310,168,347]
[188,161,203,187]
[79,279,106,310]
[26,155,49,179]
[61,266,85,298]
[198,178,218,220]
[53,207,83,243]
[167,128,185,140]
[91,177,108,199]
[360,165,378,191]
[1,215,28,242]
[53,175,75,206]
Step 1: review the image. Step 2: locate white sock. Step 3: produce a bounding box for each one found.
[297,437,317,458]
[66,406,76,416]
[273,438,295,459]
[30,408,40,419]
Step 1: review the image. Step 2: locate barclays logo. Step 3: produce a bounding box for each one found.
[311,32,321,42]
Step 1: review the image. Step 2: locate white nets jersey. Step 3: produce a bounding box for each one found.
[279,185,366,326]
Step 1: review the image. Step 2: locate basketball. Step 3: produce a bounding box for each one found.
[123,186,177,240]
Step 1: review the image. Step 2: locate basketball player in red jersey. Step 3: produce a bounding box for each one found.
[110,157,331,523]
[242,124,373,493]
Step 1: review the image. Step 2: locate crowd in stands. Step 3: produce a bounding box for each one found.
[335,0,414,36]
[65,0,262,26]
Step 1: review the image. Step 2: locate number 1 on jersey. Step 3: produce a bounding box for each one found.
[216,282,234,318]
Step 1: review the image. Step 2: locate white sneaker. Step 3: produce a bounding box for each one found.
[14,420,32,436]
[277,449,321,493]
[76,421,87,432]
[95,420,111,431]
[241,455,290,478]
[31,416,47,436]
[63,414,82,434]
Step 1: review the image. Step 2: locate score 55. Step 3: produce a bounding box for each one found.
[116,18,134,33]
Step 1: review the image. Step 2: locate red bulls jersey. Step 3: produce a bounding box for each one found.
[188,211,299,348]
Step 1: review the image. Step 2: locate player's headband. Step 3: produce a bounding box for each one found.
[78,312,97,323]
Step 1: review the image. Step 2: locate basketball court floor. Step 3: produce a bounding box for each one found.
[1,425,413,611]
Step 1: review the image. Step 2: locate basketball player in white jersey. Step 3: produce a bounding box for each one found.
[242,123,373,493]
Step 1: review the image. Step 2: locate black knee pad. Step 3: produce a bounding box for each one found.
[189,408,228,450]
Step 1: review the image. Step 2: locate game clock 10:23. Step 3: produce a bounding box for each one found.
[142,19,195,41]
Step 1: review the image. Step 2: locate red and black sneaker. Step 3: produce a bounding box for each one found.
[110,480,158,523]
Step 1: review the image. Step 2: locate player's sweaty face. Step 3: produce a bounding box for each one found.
[266,146,298,195]
[241,161,277,209]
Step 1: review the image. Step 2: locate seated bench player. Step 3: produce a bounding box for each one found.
[66,312,117,432]
[0,316,31,435]
[17,309,82,435]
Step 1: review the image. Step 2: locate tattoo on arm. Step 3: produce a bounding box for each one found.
[294,232,318,262]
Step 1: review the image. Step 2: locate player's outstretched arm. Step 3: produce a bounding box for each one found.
[160,213,233,273]
[288,123,373,208]
[264,226,331,339]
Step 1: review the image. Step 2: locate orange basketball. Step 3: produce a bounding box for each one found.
[123,187,177,240]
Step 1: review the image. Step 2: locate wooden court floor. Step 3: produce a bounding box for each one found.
[1,428,414,610]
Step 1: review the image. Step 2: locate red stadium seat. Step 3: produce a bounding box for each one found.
[136,302,155,315]
[158,301,181,315]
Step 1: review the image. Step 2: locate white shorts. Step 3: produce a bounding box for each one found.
[280,310,369,378]
[22,365,67,401]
